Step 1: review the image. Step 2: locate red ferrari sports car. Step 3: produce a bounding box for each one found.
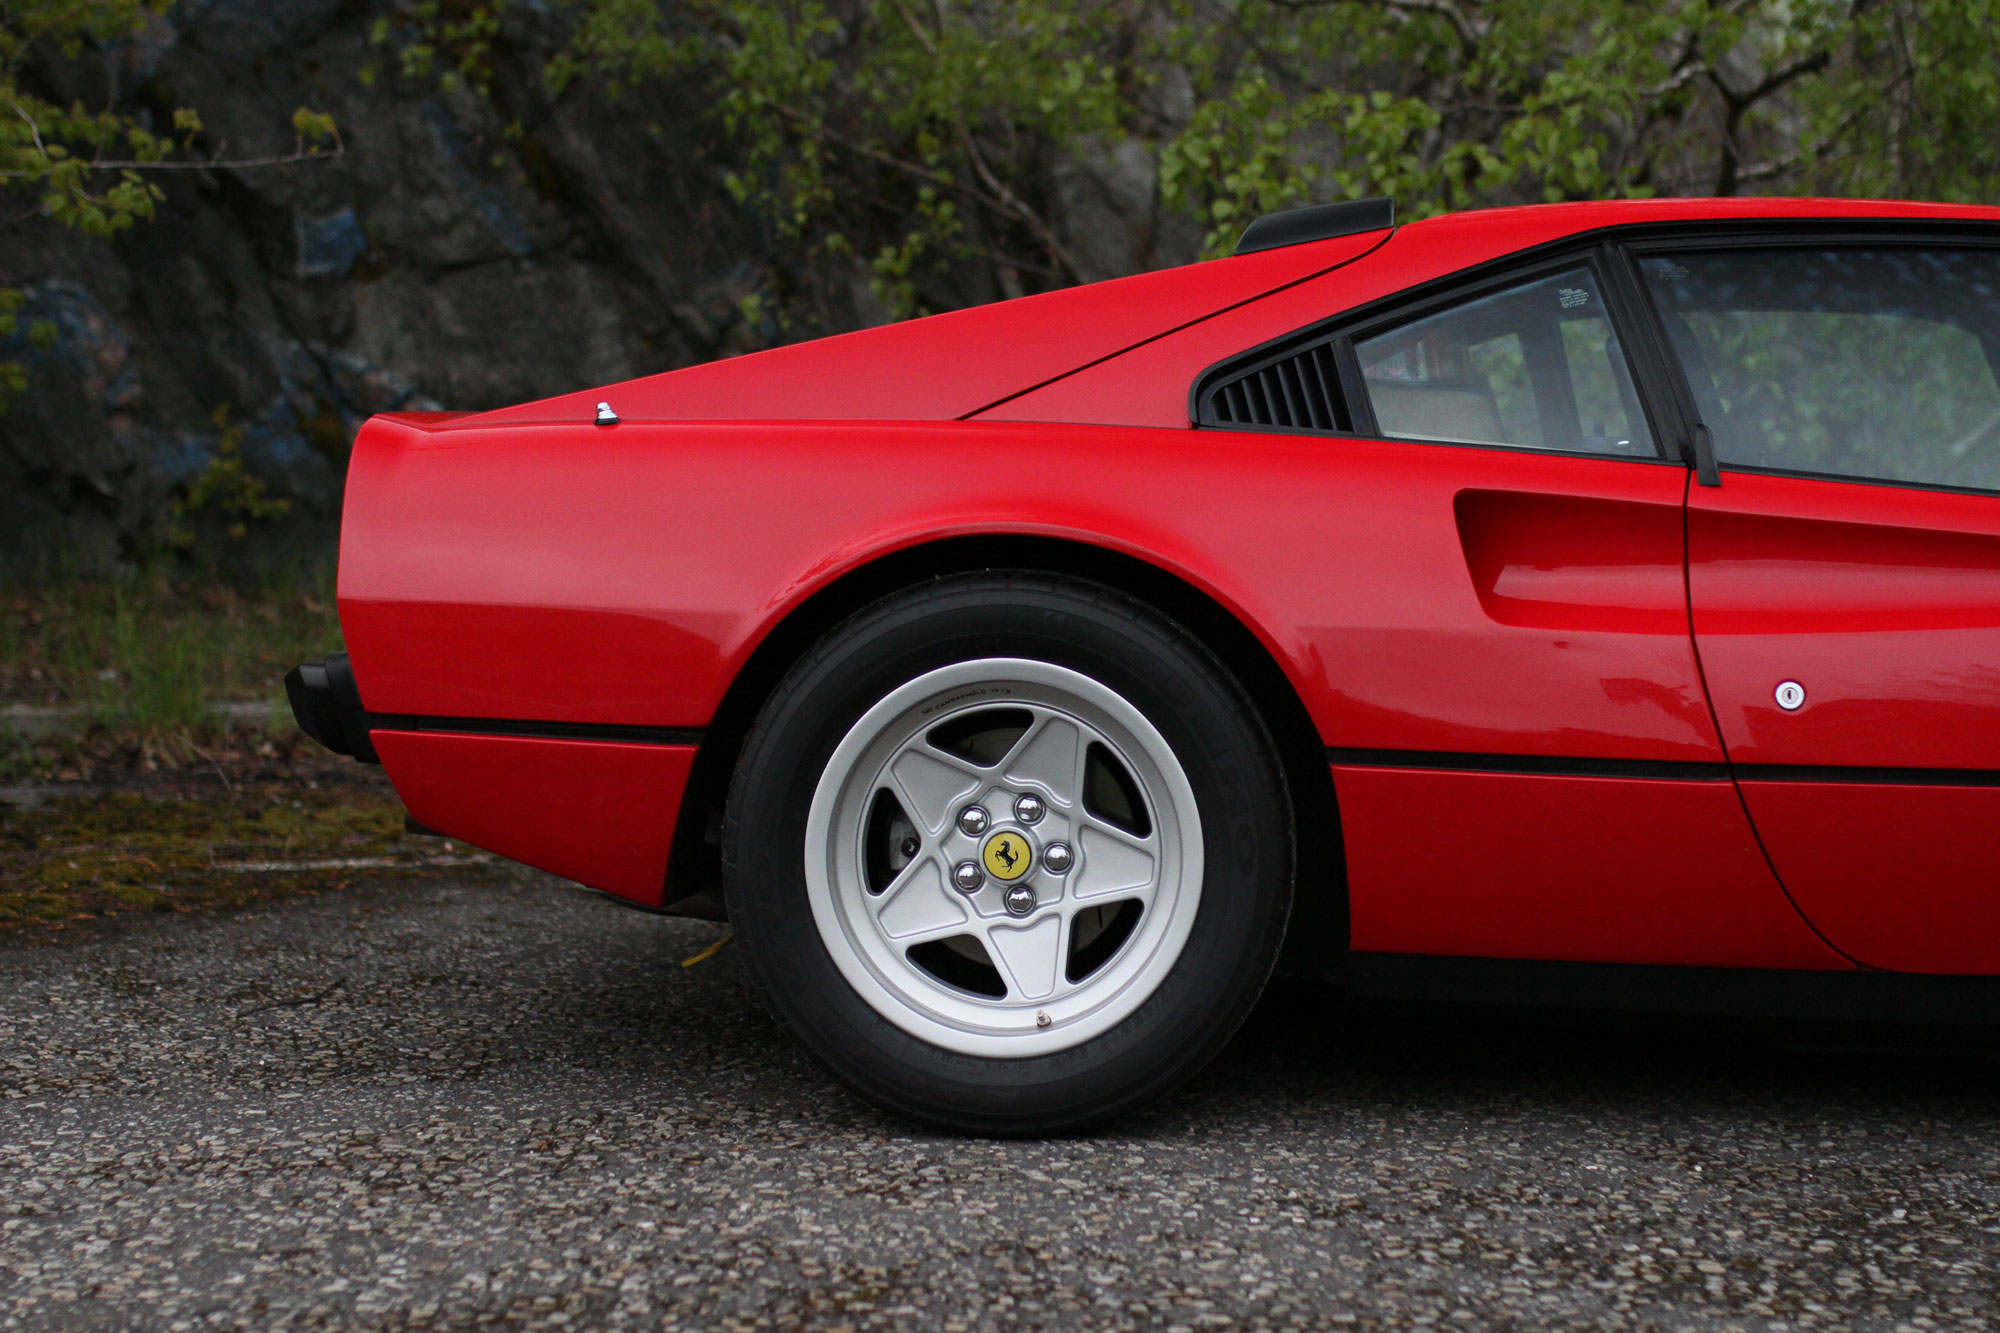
[291,194,2000,1132]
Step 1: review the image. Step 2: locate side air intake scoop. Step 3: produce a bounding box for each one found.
[1234,197,1396,255]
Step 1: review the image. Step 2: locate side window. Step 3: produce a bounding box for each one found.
[1355,266,1656,456]
[1638,246,2000,491]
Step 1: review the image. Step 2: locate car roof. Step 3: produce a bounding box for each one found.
[1393,194,2000,245]
[973,196,2000,430]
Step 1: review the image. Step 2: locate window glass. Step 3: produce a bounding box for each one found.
[1562,318,1645,446]
[1639,247,2000,490]
[1464,333,1540,446]
[1356,267,1655,456]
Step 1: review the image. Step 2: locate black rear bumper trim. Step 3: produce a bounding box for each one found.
[287,653,703,763]
[285,652,379,763]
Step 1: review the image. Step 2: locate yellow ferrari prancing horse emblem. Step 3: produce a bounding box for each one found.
[981,830,1033,881]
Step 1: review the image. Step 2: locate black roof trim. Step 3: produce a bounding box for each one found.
[1234,197,1396,255]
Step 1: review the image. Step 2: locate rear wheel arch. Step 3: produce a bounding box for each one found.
[665,535,1346,974]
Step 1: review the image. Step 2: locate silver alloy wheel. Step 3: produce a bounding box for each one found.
[804,658,1204,1058]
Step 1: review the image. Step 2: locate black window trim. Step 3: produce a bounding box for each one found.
[1191,216,2000,483]
[1615,224,2000,501]
[1191,241,1685,466]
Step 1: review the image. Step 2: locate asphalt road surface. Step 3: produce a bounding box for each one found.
[3,871,1998,1330]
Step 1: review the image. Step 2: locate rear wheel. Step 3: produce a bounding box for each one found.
[723,573,1291,1134]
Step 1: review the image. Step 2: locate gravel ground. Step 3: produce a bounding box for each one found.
[2,872,1998,1331]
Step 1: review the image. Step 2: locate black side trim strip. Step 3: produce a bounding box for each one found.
[366,714,704,747]
[1736,763,2000,788]
[1347,954,2000,1024]
[1326,746,2000,788]
[1325,747,1730,781]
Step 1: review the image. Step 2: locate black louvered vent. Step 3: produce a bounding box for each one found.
[1203,341,1351,431]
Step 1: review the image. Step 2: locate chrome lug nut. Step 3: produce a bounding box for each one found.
[1003,884,1037,916]
[1043,841,1074,874]
[957,805,990,836]
[1013,793,1045,824]
[952,861,984,894]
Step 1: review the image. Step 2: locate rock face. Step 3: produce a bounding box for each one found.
[0,2,1182,582]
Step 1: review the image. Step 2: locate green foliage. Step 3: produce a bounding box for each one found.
[1790,0,2000,200]
[382,0,1142,311]
[5,2,176,237]
[1,1,342,226]
[368,0,503,91]
[371,0,2000,325]
[291,107,341,146]
[171,408,293,547]
[2,2,341,410]
[0,286,24,413]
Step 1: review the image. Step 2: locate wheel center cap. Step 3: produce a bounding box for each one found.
[981,829,1033,881]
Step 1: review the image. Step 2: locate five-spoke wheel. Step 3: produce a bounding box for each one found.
[807,658,1202,1057]
[725,573,1292,1134]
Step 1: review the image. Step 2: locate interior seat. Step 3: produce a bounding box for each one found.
[1368,379,1509,445]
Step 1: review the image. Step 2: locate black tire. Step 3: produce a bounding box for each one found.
[722,572,1293,1134]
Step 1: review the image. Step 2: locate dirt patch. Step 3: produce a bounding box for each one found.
[0,742,495,934]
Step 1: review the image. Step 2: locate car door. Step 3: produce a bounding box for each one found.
[1194,251,1839,968]
[1635,236,2000,973]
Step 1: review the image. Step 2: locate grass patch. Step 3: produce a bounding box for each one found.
[0,785,488,931]
[0,572,342,726]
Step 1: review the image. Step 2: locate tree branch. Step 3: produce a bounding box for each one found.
[1740,49,1833,107]
[1268,0,1485,58]
[1646,57,1711,102]
[1709,50,1831,195]
[949,118,1087,285]
[7,99,49,162]
[881,0,1089,285]
[1731,153,1803,186]
[0,128,346,178]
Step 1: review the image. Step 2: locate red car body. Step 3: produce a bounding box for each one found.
[315,196,2000,997]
